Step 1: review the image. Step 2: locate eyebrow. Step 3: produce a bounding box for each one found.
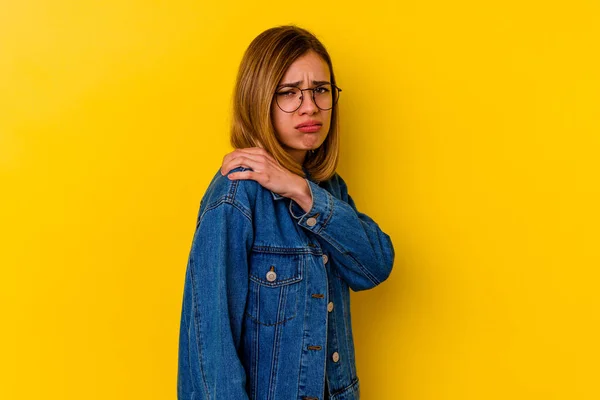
[278,80,331,88]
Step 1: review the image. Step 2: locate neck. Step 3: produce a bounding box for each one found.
[287,149,307,165]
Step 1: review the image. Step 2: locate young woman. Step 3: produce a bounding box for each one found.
[177,25,395,400]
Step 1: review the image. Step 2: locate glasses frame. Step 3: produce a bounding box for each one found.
[274,83,342,113]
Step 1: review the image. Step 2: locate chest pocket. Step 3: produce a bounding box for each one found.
[246,250,304,326]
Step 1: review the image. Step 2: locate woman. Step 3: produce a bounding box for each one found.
[177,25,395,400]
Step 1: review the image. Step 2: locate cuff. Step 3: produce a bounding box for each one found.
[288,179,334,233]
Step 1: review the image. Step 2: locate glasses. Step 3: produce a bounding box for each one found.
[274,83,342,113]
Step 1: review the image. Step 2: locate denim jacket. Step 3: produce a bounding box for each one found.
[178,166,395,400]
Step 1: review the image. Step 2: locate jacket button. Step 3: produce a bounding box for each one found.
[266,268,277,282]
[327,302,334,312]
[306,217,317,227]
[322,254,329,264]
[332,352,340,363]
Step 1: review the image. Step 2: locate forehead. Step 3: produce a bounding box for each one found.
[280,51,330,82]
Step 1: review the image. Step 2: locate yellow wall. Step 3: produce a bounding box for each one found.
[1,1,599,399]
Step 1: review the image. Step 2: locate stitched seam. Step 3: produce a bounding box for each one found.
[331,377,359,398]
[316,189,335,234]
[268,286,286,399]
[251,245,317,255]
[251,286,259,400]
[181,267,196,396]
[296,254,310,399]
[245,277,299,326]
[339,281,352,382]
[230,199,252,222]
[226,171,241,201]
[329,283,344,385]
[322,268,330,399]
[197,198,252,226]
[288,197,304,219]
[189,260,211,399]
[249,274,302,286]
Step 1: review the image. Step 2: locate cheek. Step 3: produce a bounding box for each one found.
[323,112,333,131]
[271,108,290,135]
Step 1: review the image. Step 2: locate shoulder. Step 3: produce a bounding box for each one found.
[199,166,262,218]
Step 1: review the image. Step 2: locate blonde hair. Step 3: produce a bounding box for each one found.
[230,25,340,183]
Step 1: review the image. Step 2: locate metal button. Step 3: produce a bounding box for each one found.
[266,267,277,282]
[332,352,340,363]
[322,254,329,264]
[327,302,334,312]
[306,217,317,227]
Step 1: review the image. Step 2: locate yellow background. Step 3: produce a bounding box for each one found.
[1,1,599,399]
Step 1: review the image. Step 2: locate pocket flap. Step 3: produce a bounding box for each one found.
[249,250,303,287]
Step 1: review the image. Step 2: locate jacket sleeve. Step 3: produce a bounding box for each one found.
[178,202,253,400]
[289,176,395,291]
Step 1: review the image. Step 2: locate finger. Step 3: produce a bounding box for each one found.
[221,153,264,175]
[221,150,239,172]
[236,147,269,156]
[222,156,265,176]
[230,151,265,163]
[222,148,264,168]
[227,170,260,182]
[236,147,274,161]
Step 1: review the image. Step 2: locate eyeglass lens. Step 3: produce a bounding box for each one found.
[275,84,339,113]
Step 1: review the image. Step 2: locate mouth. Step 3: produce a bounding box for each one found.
[297,125,321,133]
[295,121,322,133]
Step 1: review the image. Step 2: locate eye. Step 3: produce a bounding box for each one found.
[314,86,330,94]
[276,87,299,97]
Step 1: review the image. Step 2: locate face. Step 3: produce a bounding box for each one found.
[271,51,333,164]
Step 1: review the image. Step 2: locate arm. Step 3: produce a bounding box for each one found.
[178,202,253,399]
[289,175,395,292]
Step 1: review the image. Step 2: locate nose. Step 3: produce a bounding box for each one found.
[298,91,318,115]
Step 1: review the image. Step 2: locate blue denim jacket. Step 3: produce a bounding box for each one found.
[178,166,395,400]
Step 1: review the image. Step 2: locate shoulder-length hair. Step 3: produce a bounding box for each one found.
[230,25,340,183]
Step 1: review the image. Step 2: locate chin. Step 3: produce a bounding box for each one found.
[302,136,326,149]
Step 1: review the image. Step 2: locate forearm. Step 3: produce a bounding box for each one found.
[288,178,395,291]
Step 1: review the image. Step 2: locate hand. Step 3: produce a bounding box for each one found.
[220,147,313,210]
